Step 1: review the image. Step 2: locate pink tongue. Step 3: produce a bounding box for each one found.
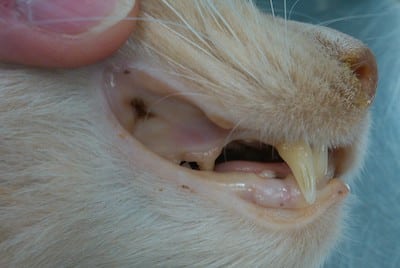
[215,161,291,178]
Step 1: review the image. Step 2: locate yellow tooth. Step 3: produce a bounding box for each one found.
[197,160,215,171]
[183,147,222,171]
[313,145,328,181]
[276,142,317,204]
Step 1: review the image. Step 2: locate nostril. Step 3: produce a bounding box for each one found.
[344,48,378,105]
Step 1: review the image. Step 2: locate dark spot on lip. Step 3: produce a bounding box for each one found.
[123,69,131,74]
[131,98,154,119]
[181,185,195,193]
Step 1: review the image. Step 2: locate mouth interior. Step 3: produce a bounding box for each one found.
[180,140,287,177]
[215,141,284,165]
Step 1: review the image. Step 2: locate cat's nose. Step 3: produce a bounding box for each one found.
[290,22,378,107]
[311,26,378,107]
[342,47,378,105]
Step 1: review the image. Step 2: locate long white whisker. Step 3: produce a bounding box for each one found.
[19,16,204,32]
[222,116,251,162]
[147,92,214,120]
[160,0,214,52]
[284,0,287,22]
[140,41,194,75]
[210,40,260,84]
[288,0,301,20]
[318,9,398,26]
[362,28,400,42]
[142,13,214,59]
[242,2,270,72]
[206,0,240,42]
[284,0,288,63]
[269,0,276,17]
[138,42,228,98]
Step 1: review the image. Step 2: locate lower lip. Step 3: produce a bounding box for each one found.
[209,174,349,229]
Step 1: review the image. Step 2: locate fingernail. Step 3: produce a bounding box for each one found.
[15,0,135,35]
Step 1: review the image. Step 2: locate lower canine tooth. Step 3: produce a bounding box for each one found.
[276,142,317,204]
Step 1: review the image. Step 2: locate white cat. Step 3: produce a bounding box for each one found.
[0,1,382,267]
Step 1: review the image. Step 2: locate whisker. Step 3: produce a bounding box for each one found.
[19,16,116,25]
[288,0,302,20]
[139,41,195,76]
[362,28,400,42]
[142,14,214,58]
[241,2,270,73]
[283,0,288,67]
[257,6,319,23]
[206,0,240,42]
[146,92,216,121]
[284,0,287,22]
[269,0,276,17]
[160,0,214,52]
[17,15,214,46]
[222,116,251,162]
[209,41,260,84]
[318,8,399,26]
[137,41,221,91]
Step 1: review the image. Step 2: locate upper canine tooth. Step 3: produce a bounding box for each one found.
[313,145,328,181]
[276,142,317,204]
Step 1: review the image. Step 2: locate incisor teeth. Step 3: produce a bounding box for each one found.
[276,142,328,204]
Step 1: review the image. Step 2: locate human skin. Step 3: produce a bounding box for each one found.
[0,0,139,67]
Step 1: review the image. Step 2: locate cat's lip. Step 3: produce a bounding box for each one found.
[99,65,353,229]
[112,127,350,229]
[192,170,349,229]
[174,156,350,229]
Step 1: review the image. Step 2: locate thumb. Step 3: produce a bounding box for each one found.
[0,0,139,68]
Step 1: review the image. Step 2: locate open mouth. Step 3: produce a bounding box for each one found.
[182,140,334,205]
[101,66,352,226]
